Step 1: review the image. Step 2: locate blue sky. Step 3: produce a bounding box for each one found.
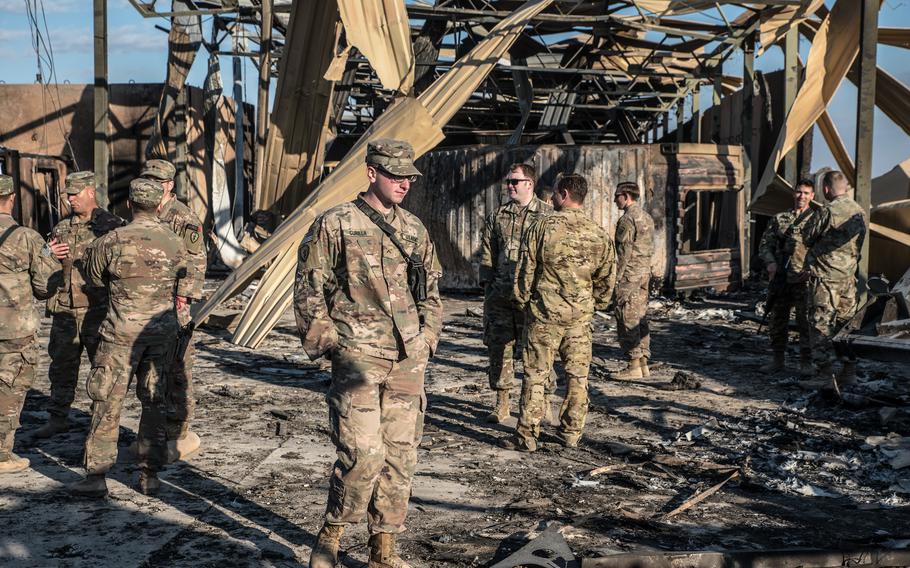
[0,0,908,176]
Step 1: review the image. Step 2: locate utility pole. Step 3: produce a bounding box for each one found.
[855,0,878,283]
[93,0,109,208]
[255,0,272,204]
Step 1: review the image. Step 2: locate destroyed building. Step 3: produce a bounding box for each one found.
[0,0,909,566]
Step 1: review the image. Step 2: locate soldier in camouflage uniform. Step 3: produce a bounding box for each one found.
[480,163,552,424]
[32,171,125,439]
[0,175,61,474]
[68,178,189,497]
[140,159,205,460]
[296,139,442,568]
[800,170,867,387]
[757,179,818,376]
[612,182,654,380]
[501,174,615,451]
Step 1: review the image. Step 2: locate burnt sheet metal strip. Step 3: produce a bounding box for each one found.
[255,0,338,215]
[583,549,910,568]
[490,523,578,568]
[337,0,414,93]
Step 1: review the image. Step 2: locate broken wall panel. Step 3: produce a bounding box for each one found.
[256,0,339,215]
[0,83,253,233]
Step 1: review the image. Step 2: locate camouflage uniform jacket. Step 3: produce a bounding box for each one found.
[294,197,443,362]
[804,195,867,281]
[515,209,616,325]
[0,213,61,341]
[158,197,205,300]
[615,203,654,283]
[480,197,552,298]
[84,216,189,344]
[757,207,817,284]
[47,208,125,313]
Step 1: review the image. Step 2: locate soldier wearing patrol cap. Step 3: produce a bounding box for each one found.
[295,138,443,568]
[139,159,205,461]
[68,177,189,496]
[31,171,125,440]
[0,174,61,474]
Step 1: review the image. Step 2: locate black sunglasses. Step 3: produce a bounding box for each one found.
[505,178,531,186]
[376,168,419,184]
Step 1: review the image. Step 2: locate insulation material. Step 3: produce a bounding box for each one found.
[255,0,338,215]
[879,28,910,50]
[870,199,910,282]
[873,158,910,206]
[750,0,862,216]
[758,0,825,54]
[196,0,555,346]
[847,66,910,138]
[146,1,202,159]
[337,0,414,93]
[817,109,855,183]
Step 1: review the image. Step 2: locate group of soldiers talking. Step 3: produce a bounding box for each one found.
[0,160,205,498]
[0,134,867,568]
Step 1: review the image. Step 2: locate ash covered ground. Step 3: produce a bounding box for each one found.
[2,282,909,567]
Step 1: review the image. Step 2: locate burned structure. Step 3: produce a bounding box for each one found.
[1,0,907,345]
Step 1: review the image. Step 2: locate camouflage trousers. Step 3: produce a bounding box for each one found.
[83,337,174,475]
[808,277,857,368]
[46,307,105,419]
[516,318,592,445]
[483,294,524,391]
[165,303,195,440]
[325,343,429,534]
[766,281,810,353]
[0,336,37,461]
[615,276,650,359]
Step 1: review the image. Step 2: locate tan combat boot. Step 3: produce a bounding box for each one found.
[167,430,201,463]
[31,415,70,439]
[68,474,109,497]
[799,351,815,377]
[835,360,858,388]
[759,351,785,373]
[0,454,30,474]
[558,431,581,448]
[368,533,412,568]
[614,358,643,380]
[640,357,651,378]
[137,469,161,496]
[309,524,345,568]
[485,390,510,424]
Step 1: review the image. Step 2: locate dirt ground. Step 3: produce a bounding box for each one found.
[2,282,909,567]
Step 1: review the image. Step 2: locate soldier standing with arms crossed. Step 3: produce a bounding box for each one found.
[612,182,655,380]
[296,139,442,568]
[757,178,818,376]
[68,178,189,496]
[479,163,552,423]
[139,159,205,459]
[501,174,615,451]
[0,174,61,473]
[800,170,867,387]
[32,171,125,439]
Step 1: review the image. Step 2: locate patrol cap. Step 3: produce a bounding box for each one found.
[140,159,176,181]
[615,181,640,198]
[0,174,13,196]
[65,171,95,195]
[129,177,164,207]
[365,138,421,177]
